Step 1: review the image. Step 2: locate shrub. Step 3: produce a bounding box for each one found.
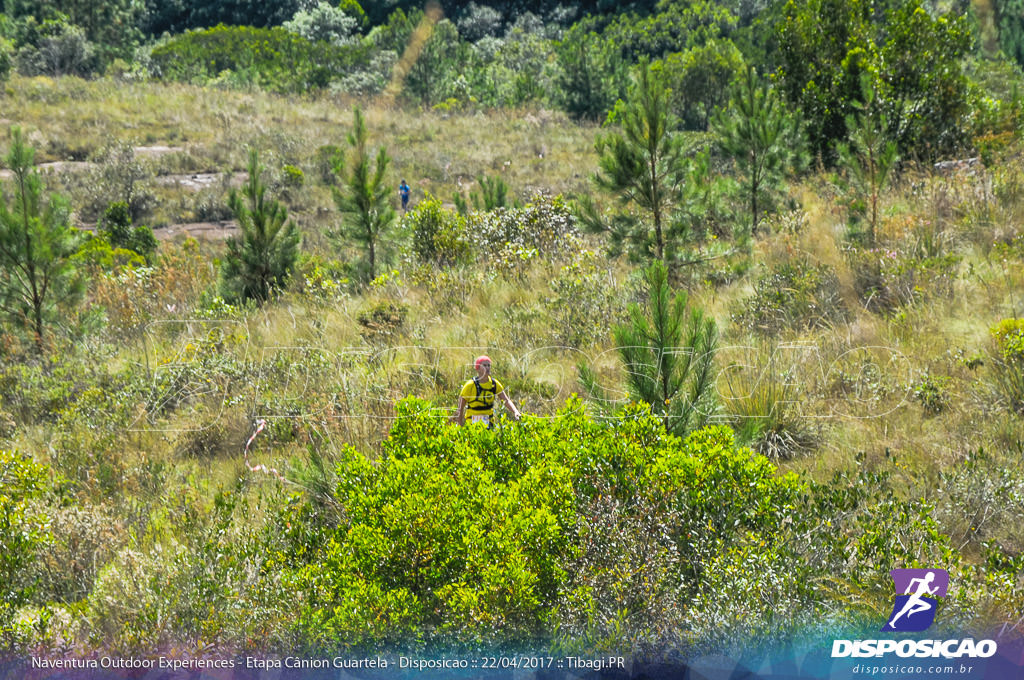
[543,251,620,349]
[299,260,348,304]
[935,448,1024,552]
[15,21,97,78]
[989,318,1024,414]
[82,142,156,224]
[314,145,343,184]
[282,2,360,46]
[911,371,953,415]
[282,397,804,651]
[99,202,158,261]
[281,164,304,188]
[733,259,847,336]
[468,193,579,278]
[150,25,370,93]
[29,504,123,604]
[0,450,51,635]
[407,194,471,267]
[0,37,14,82]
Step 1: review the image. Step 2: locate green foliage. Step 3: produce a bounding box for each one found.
[776,0,973,161]
[331,107,395,282]
[470,174,514,211]
[554,23,626,121]
[285,396,803,650]
[593,59,687,264]
[219,148,301,304]
[408,194,470,266]
[313,145,343,184]
[714,67,807,234]
[367,7,421,54]
[467,193,579,278]
[543,251,621,348]
[835,86,899,246]
[149,25,369,93]
[599,0,737,63]
[7,0,142,64]
[912,371,952,415]
[661,39,746,130]
[13,17,97,77]
[613,260,718,436]
[996,0,1024,67]
[470,23,554,108]
[337,0,369,29]
[82,141,156,224]
[935,448,1024,553]
[0,449,51,636]
[0,37,14,82]
[99,202,158,261]
[780,458,959,624]
[733,259,847,335]
[0,127,85,353]
[145,0,310,35]
[281,164,304,188]
[282,1,359,46]
[989,318,1024,414]
[403,19,467,106]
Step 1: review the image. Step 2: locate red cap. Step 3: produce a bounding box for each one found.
[475,355,492,369]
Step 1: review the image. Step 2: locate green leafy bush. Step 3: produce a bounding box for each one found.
[149,25,370,93]
[543,251,621,349]
[467,193,579,278]
[911,371,953,415]
[0,450,51,637]
[407,194,471,267]
[281,164,304,188]
[990,318,1024,413]
[282,397,803,651]
[99,202,158,261]
[0,37,14,82]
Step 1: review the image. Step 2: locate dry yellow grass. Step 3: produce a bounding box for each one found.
[6,72,1023,495]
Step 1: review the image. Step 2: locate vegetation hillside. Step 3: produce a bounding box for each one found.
[1,0,1023,660]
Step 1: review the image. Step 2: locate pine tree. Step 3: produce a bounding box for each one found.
[219,148,301,304]
[836,84,898,246]
[0,127,84,352]
[714,67,807,235]
[593,59,688,264]
[332,106,395,282]
[613,260,718,436]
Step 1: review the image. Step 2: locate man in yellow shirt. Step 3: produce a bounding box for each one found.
[450,355,521,427]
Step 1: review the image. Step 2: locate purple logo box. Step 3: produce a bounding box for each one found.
[891,569,949,598]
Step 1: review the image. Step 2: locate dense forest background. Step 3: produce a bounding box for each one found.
[1,0,1024,662]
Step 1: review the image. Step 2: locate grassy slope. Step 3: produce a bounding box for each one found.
[2,74,1024,648]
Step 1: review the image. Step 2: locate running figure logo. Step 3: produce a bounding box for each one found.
[882,569,949,632]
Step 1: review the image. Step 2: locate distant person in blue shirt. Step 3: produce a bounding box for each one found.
[399,179,411,211]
